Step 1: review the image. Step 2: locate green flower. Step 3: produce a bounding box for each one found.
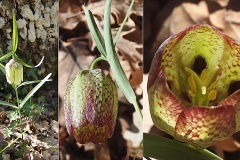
[64,69,118,144]
[5,59,23,86]
[148,24,240,149]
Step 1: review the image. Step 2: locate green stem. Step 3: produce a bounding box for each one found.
[133,99,143,124]
[12,9,18,53]
[0,63,6,75]
[104,0,135,102]
[0,129,27,154]
[90,56,107,70]
[13,85,22,126]
[85,0,143,123]
[104,0,143,123]
[133,140,142,160]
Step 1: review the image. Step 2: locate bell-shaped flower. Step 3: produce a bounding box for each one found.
[148,24,240,149]
[64,69,118,144]
[5,59,23,86]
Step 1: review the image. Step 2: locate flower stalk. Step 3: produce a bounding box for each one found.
[84,0,143,124]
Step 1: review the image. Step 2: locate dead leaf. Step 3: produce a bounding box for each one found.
[23,150,45,160]
[214,137,240,152]
[51,120,59,133]
[228,23,240,40]
[225,10,240,24]
[182,1,209,24]
[130,67,143,89]
[36,120,49,132]
[123,111,143,158]
[212,0,230,7]
[209,9,226,30]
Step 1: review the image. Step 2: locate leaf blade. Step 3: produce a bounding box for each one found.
[143,133,222,160]
[20,73,52,108]
[0,100,18,109]
[84,6,106,57]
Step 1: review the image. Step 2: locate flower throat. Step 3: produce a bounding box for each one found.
[185,64,219,106]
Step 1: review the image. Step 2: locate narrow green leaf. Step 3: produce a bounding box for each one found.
[12,9,18,53]
[0,63,6,75]
[0,10,17,62]
[0,100,18,109]
[17,79,51,89]
[0,51,14,62]
[104,0,136,103]
[13,54,44,68]
[83,6,106,57]
[0,129,27,154]
[20,73,52,108]
[143,133,222,160]
[113,0,134,44]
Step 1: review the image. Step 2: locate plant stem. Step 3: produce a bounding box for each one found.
[0,129,27,153]
[14,85,22,126]
[90,56,107,70]
[133,140,142,160]
[132,99,143,124]
[104,0,143,122]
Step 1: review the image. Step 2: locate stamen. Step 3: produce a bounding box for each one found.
[188,76,196,92]
[208,90,217,101]
[188,90,195,98]
[185,67,203,87]
[200,69,207,82]
[185,67,219,106]
[208,80,218,91]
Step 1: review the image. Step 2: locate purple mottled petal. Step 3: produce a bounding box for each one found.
[64,70,89,136]
[219,90,240,107]
[64,77,75,136]
[175,106,236,149]
[86,69,118,127]
[148,68,185,136]
[219,90,240,130]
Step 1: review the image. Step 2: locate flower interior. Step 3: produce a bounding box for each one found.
[160,25,240,108]
[185,67,218,106]
[147,24,240,149]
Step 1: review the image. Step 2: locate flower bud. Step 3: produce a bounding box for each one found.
[64,69,118,144]
[5,59,23,86]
